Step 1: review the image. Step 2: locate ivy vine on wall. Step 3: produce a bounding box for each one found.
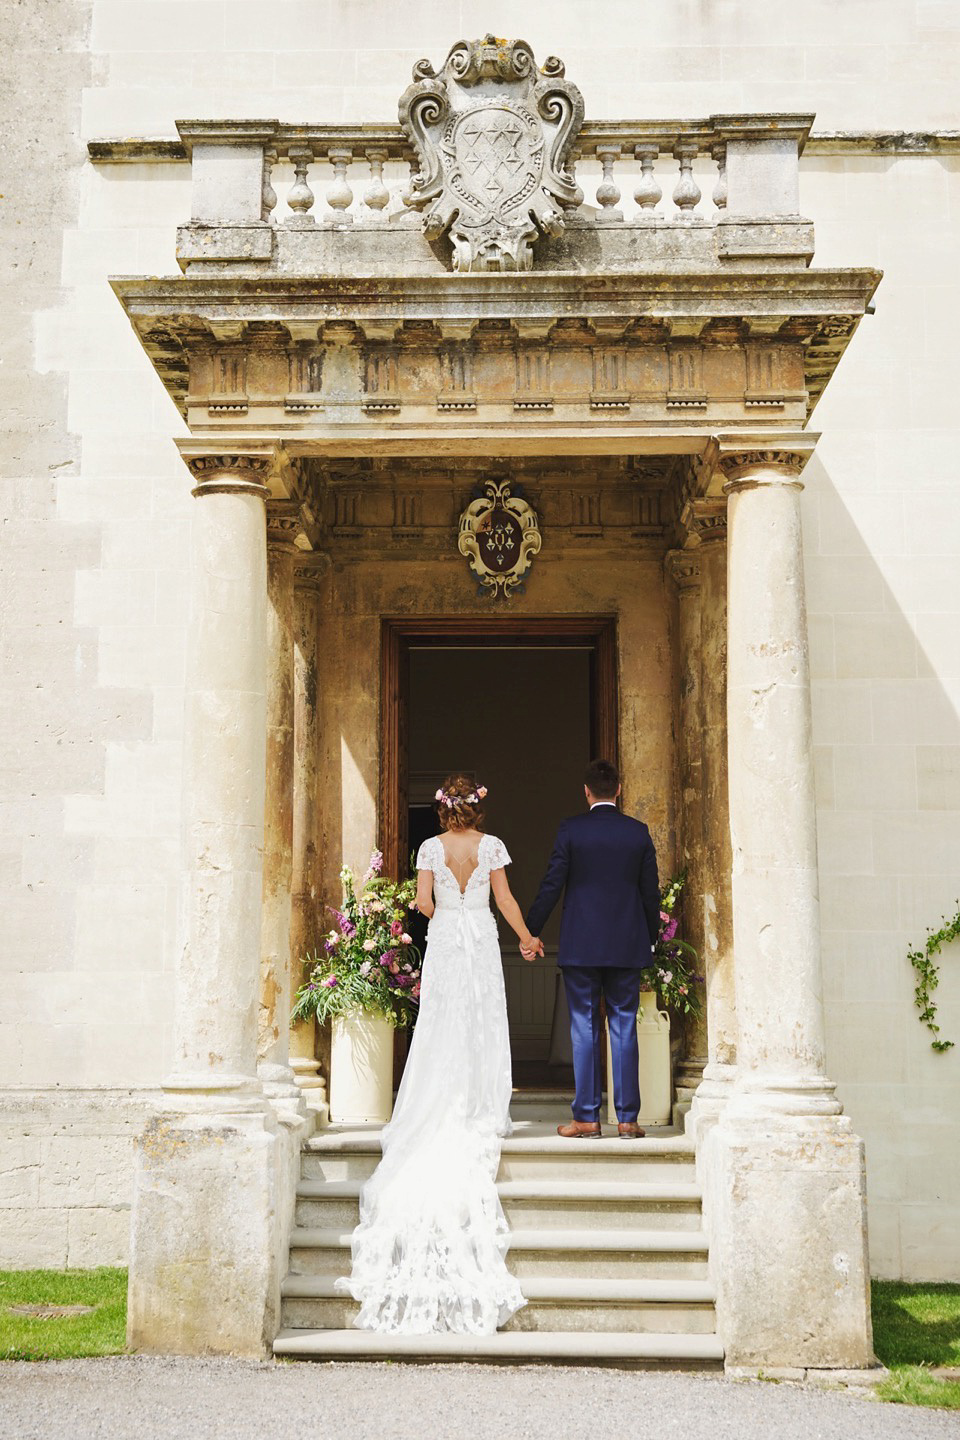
[907,902,960,1052]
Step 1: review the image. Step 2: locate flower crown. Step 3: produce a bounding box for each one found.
[435,783,488,808]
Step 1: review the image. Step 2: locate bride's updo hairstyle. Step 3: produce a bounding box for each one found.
[435,773,488,832]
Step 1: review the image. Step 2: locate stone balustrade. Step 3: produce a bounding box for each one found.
[175,114,814,270]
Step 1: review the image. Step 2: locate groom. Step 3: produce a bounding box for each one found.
[522,760,660,1139]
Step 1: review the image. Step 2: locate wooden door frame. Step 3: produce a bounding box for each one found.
[379,615,619,879]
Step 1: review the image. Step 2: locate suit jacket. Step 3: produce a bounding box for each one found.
[525,805,660,969]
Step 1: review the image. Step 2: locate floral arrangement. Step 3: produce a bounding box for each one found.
[291,850,422,1029]
[639,872,702,1018]
[435,783,488,808]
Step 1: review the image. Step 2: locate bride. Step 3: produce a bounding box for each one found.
[337,773,540,1334]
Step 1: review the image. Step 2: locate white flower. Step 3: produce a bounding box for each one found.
[362,938,376,952]
[327,930,340,946]
[359,960,372,977]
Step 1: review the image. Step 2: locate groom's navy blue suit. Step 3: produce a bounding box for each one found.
[526,803,660,1123]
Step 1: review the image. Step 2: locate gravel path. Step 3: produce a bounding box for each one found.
[0,1357,956,1440]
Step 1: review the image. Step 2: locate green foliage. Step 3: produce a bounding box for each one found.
[291,851,422,1030]
[638,871,702,1018]
[0,1267,127,1361]
[872,1280,960,1410]
[907,903,959,1052]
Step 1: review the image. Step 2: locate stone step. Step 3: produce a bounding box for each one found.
[279,1274,717,1335]
[301,1132,697,1186]
[272,1326,725,1367]
[293,1178,704,1232]
[287,1226,710,1282]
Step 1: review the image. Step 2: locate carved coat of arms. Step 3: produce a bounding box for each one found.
[459,478,542,597]
[399,35,584,272]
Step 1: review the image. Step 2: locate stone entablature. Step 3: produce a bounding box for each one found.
[114,270,877,436]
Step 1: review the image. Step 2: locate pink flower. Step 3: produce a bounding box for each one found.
[323,976,338,988]
[400,933,412,945]
[390,919,403,938]
[379,956,390,967]
[389,961,400,975]
[362,938,376,952]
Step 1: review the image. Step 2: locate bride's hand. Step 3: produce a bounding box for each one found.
[520,936,543,963]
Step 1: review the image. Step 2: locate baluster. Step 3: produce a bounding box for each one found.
[712,142,728,211]
[672,140,702,220]
[363,148,390,221]
[595,144,623,224]
[285,145,315,227]
[326,147,354,225]
[262,146,278,222]
[633,142,662,219]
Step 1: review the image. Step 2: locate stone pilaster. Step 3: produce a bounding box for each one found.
[665,549,707,1090]
[709,440,873,1369]
[686,500,737,1125]
[288,556,328,1112]
[127,451,283,1357]
[257,501,304,1119]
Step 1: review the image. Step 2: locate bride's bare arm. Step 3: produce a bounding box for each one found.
[490,867,537,955]
[415,868,435,919]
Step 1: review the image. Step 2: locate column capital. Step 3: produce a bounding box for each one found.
[266,498,303,550]
[717,433,818,492]
[664,548,701,590]
[680,496,727,545]
[179,446,273,499]
[293,552,331,590]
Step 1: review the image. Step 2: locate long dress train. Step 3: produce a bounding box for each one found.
[337,832,526,1334]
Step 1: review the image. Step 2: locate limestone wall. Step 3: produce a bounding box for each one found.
[1,0,959,1276]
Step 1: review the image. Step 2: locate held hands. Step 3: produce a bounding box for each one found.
[520,936,544,963]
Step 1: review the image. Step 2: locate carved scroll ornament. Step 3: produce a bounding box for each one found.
[458,478,542,597]
[399,34,584,273]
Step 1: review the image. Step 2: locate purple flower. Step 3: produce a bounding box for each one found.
[323,976,338,988]
[661,916,678,943]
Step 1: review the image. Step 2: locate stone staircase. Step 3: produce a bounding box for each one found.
[272,1100,723,1366]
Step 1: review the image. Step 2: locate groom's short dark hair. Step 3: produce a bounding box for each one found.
[585,759,619,799]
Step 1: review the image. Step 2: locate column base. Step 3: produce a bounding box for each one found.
[258,1061,308,1124]
[712,1108,874,1369]
[290,1056,329,1120]
[127,1099,282,1357]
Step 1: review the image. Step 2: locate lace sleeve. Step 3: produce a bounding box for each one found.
[415,837,436,872]
[485,835,512,871]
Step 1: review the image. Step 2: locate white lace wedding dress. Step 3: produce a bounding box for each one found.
[337,832,526,1334]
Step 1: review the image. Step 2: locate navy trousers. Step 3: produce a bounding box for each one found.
[562,965,642,1123]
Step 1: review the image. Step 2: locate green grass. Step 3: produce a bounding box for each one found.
[0,1267,127,1361]
[0,1267,958,1403]
[871,1280,960,1410]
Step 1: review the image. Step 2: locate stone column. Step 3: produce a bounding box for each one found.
[711,443,872,1369]
[257,502,304,1118]
[288,557,328,1110]
[689,503,737,1124]
[127,452,282,1356]
[665,550,707,1092]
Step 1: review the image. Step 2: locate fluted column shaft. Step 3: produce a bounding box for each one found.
[698,522,737,1087]
[257,504,300,1106]
[289,564,327,1103]
[667,551,707,1082]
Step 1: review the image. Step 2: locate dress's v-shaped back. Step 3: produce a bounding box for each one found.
[439,836,481,895]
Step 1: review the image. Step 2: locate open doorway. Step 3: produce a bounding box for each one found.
[381,618,618,1088]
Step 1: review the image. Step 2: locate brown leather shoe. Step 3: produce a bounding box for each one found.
[557,1120,602,1139]
[618,1122,646,1139]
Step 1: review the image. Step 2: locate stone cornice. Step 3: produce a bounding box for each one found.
[87,127,960,166]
